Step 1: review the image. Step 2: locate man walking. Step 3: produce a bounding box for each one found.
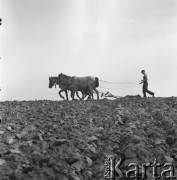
[139,70,155,98]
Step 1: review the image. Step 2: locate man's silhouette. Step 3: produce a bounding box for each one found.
[140,70,155,98]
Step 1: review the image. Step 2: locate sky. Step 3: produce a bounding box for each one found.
[0,0,177,101]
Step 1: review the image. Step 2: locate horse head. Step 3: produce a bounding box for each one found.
[49,77,54,88]
[49,76,58,88]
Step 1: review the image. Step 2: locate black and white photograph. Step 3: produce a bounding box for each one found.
[0,0,177,179]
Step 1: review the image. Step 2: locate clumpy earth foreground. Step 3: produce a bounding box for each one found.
[0,97,177,180]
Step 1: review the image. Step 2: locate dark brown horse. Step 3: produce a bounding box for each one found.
[49,76,70,100]
[49,76,92,100]
[58,73,99,100]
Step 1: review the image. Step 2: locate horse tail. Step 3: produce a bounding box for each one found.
[95,77,99,87]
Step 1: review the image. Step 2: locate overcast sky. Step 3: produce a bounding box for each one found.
[0,0,177,101]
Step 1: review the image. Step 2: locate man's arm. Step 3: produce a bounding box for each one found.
[140,74,147,84]
[139,80,143,84]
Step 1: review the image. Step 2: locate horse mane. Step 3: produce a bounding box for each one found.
[51,76,58,79]
[59,73,72,79]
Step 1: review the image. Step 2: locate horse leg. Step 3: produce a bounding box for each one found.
[65,90,68,101]
[76,90,82,100]
[71,85,81,100]
[81,90,88,100]
[86,95,91,100]
[58,90,65,100]
[93,88,99,100]
[81,91,85,100]
[71,91,75,100]
[70,88,77,100]
[85,94,89,100]
[88,92,94,100]
[89,89,95,99]
[90,92,93,99]
[85,91,91,100]
[88,86,94,100]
